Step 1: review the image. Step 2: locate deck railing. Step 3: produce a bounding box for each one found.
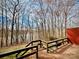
[0,46,38,59]
[46,38,69,53]
[0,38,70,59]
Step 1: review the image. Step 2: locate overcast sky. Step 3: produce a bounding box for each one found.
[0,0,79,29]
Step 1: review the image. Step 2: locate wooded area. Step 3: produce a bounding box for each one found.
[0,0,79,48]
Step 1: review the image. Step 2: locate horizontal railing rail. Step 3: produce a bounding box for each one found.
[0,38,70,59]
[0,46,38,59]
[26,40,42,48]
[22,38,70,53]
[46,38,69,53]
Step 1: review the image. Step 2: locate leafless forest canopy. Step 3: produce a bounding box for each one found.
[0,0,79,47]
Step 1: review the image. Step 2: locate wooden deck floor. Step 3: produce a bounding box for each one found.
[31,44,79,59]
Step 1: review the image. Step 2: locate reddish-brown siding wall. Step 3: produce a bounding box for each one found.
[67,27,79,45]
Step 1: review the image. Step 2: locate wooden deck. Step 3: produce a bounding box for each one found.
[37,44,79,59]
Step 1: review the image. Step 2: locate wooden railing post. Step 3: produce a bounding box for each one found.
[36,46,38,59]
[40,40,42,48]
[62,39,64,45]
[31,41,33,51]
[55,41,58,49]
[47,43,49,53]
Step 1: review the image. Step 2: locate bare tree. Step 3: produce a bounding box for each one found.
[0,0,4,47]
[4,0,9,46]
[6,0,24,45]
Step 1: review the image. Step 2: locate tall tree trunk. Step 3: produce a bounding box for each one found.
[1,0,4,47]
[65,16,67,37]
[47,19,50,39]
[58,16,60,38]
[16,13,19,44]
[11,10,15,45]
[44,18,46,39]
[5,0,8,46]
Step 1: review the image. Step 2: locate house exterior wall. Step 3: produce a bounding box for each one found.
[67,27,79,45]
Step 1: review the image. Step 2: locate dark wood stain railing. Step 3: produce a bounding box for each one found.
[0,38,70,59]
[26,40,42,48]
[46,38,69,53]
[0,40,42,59]
[0,46,38,59]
